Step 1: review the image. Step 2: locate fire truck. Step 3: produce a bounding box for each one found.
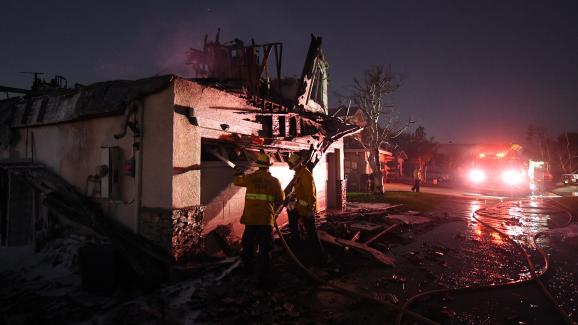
[464,144,548,195]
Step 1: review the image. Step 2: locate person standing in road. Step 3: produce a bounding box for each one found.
[234,152,285,286]
[286,153,324,257]
[411,167,422,192]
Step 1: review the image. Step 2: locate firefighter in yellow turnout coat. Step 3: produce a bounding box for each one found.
[234,152,284,284]
[286,153,324,256]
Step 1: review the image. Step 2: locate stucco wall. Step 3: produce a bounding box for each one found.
[141,88,174,209]
[2,86,176,234]
[7,115,138,229]
[172,78,260,238]
[173,79,259,114]
[172,113,201,208]
[200,161,244,233]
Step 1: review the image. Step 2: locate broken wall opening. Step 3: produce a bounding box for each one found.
[257,114,302,138]
[199,139,250,243]
[200,139,248,205]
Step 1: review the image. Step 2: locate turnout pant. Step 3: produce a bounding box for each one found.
[288,210,323,254]
[241,225,274,280]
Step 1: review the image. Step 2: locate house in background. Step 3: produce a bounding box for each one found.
[0,34,358,261]
[386,150,408,180]
[342,137,394,192]
[329,107,396,192]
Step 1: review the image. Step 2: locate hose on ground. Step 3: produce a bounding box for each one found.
[395,198,576,325]
[273,221,440,325]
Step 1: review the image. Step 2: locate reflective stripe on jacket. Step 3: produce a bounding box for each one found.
[234,169,285,226]
[293,165,317,216]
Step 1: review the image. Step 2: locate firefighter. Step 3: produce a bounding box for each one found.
[234,152,285,286]
[286,153,324,257]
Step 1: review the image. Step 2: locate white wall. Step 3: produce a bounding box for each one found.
[171,113,201,208]
[141,88,174,210]
[6,115,139,229]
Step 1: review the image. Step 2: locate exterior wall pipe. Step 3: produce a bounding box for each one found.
[114,102,139,140]
[135,100,144,233]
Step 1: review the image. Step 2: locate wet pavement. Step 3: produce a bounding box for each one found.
[363,196,578,324]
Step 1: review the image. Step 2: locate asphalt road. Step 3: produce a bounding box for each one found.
[383,182,562,199]
[348,183,578,323]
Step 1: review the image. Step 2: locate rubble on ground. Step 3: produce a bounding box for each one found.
[1,203,442,324]
[186,204,444,324]
[5,198,575,324]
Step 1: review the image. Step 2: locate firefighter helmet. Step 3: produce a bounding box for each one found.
[287,153,303,169]
[255,152,272,168]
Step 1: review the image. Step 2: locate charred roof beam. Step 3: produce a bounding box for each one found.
[295,35,328,114]
[0,86,30,96]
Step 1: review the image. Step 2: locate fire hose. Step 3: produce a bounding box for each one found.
[395,198,576,325]
[273,218,439,325]
[217,136,439,324]
[215,136,575,323]
[270,137,440,324]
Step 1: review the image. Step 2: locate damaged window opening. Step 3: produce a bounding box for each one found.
[200,141,246,163]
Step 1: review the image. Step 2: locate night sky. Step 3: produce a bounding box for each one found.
[1,0,577,144]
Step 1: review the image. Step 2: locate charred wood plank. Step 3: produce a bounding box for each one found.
[318,230,394,266]
[364,224,400,245]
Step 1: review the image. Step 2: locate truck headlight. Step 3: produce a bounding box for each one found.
[469,169,485,183]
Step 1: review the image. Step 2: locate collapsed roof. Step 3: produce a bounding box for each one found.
[187,31,329,114]
[0,34,360,151]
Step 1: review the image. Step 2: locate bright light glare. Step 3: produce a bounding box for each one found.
[469,169,485,183]
[502,170,524,185]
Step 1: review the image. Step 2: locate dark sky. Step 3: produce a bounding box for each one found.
[1,0,577,143]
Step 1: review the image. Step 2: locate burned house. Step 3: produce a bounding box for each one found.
[0,34,359,261]
[342,138,394,192]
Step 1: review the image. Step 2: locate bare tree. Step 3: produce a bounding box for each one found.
[349,66,409,193]
[557,132,578,173]
[526,125,550,162]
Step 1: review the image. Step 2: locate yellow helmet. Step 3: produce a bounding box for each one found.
[255,152,272,167]
[287,153,303,169]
